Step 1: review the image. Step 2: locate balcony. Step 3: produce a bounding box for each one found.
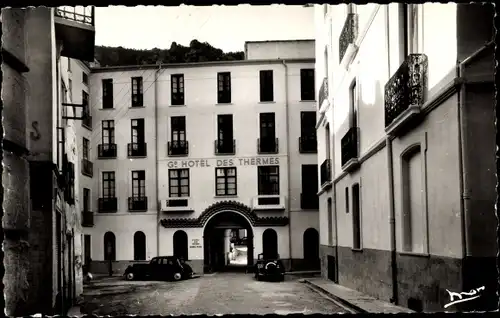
[257,137,279,154]
[320,159,332,187]
[168,140,189,156]
[128,197,148,212]
[339,13,359,68]
[299,135,317,153]
[81,159,93,177]
[82,114,92,129]
[301,193,319,210]
[81,211,94,227]
[54,6,95,61]
[318,77,328,109]
[384,54,428,136]
[341,127,360,173]
[214,139,235,155]
[128,143,147,157]
[98,143,117,159]
[98,197,117,213]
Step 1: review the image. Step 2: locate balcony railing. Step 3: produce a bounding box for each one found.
[98,197,117,213]
[257,137,279,154]
[128,142,147,157]
[214,139,236,155]
[320,159,332,186]
[98,143,117,159]
[339,13,358,63]
[82,114,92,129]
[301,193,319,210]
[384,54,428,128]
[299,135,317,153]
[81,210,94,227]
[81,159,93,177]
[128,197,148,212]
[318,77,328,108]
[341,127,359,167]
[55,6,95,26]
[54,6,95,62]
[168,140,189,156]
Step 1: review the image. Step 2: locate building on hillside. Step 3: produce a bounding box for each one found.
[314,3,496,312]
[81,40,321,275]
[1,6,95,315]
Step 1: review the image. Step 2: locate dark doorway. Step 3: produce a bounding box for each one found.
[203,212,254,273]
[262,229,278,259]
[173,230,188,260]
[104,232,116,261]
[303,228,320,269]
[134,231,146,260]
[327,255,336,282]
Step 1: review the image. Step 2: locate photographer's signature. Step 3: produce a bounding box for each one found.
[444,286,485,308]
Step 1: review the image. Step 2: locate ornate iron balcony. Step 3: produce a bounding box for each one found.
[81,159,93,177]
[341,127,359,167]
[339,13,358,63]
[257,137,279,154]
[128,197,148,212]
[98,197,117,213]
[81,210,94,227]
[384,54,428,128]
[214,139,235,155]
[128,142,147,157]
[299,135,317,153]
[318,77,328,108]
[320,159,332,186]
[98,143,117,158]
[301,193,319,210]
[168,140,189,156]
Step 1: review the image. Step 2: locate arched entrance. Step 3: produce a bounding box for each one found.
[203,211,254,273]
[262,228,278,259]
[303,228,320,269]
[173,230,189,260]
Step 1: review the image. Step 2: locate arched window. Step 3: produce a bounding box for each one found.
[262,228,278,259]
[303,228,319,261]
[134,231,146,260]
[173,230,188,260]
[103,231,116,261]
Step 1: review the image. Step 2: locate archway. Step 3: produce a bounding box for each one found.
[133,231,146,260]
[262,229,278,259]
[303,228,320,269]
[203,211,254,273]
[173,230,189,260]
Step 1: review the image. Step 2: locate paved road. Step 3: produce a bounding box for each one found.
[81,272,346,315]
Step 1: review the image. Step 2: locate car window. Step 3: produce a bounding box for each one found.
[151,258,158,264]
[167,259,174,265]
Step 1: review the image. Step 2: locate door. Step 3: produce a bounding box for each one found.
[259,113,276,139]
[301,164,319,195]
[218,115,233,143]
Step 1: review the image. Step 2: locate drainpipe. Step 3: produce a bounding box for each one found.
[282,60,293,271]
[155,63,162,257]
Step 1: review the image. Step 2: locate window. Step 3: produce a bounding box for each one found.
[102,171,116,198]
[258,166,279,195]
[217,114,233,141]
[325,123,331,159]
[102,79,113,109]
[103,232,116,261]
[131,118,145,144]
[171,74,184,105]
[300,69,315,101]
[82,138,89,160]
[132,170,146,198]
[133,231,146,261]
[171,116,186,141]
[217,72,231,103]
[345,187,349,213]
[169,169,189,197]
[131,76,143,107]
[259,113,276,139]
[68,79,73,100]
[215,167,237,196]
[82,72,88,85]
[350,80,358,128]
[301,164,319,195]
[259,70,274,102]
[301,111,316,138]
[352,183,361,249]
[82,90,89,110]
[401,4,420,57]
[67,57,71,71]
[83,188,90,212]
[102,120,115,144]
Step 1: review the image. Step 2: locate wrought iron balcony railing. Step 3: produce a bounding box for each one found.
[299,135,317,153]
[168,140,189,156]
[128,142,147,157]
[81,159,93,177]
[128,197,148,212]
[257,137,279,154]
[341,127,359,167]
[214,139,236,155]
[320,159,332,186]
[81,210,94,227]
[318,77,328,108]
[384,54,428,128]
[301,193,319,210]
[55,6,95,26]
[339,13,358,63]
[98,197,117,213]
[98,143,117,159]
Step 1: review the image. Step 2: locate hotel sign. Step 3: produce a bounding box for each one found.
[190,238,202,248]
[166,156,280,169]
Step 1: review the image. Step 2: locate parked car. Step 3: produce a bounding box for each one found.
[254,253,285,281]
[124,256,195,281]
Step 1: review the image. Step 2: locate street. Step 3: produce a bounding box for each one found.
[80,273,346,315]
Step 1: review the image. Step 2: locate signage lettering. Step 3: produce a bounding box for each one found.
[167,157,280,169]
[190,238,202,248]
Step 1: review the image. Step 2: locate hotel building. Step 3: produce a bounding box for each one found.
[314,3,495,312]
[82,40,322,275]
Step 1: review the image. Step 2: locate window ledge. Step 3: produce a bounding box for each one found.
[216,102,233,106]
[82,123,92,131]
[351,248,363,252]
[300,99,316,103]
[258,101,276,104]
[130,106,146,109]
[98,156,117,160]
[398,251,430,258]
[341,158,360,173]
[170,104,187,107]
[214,195,238,199]
[100,107,115,110]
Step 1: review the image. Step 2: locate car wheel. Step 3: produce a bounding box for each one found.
[125,272,134,281]
[173,272,182,281]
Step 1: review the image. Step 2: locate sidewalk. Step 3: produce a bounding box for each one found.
[301,278,414,313]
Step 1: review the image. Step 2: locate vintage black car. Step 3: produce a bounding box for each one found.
[254,253,285,281]
[124,256,195,281]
